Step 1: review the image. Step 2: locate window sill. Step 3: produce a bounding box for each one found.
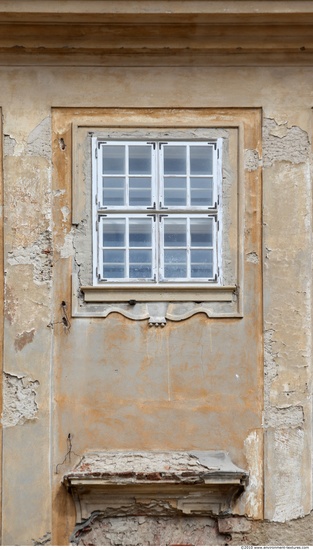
[81,284,237,303]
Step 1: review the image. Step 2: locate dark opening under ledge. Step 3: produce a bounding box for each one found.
[81,285,237,303]
[63,451,248,523]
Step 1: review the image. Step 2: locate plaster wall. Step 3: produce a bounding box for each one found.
[0,64,312,545]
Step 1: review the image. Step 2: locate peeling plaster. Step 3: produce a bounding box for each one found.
[233,431,263,519]
[2,372,39,428]
[26,116,51,160]
[3,134,16,156]
[264,405,304,429]
[70,510,313,546]
[246,251,259,264]
[61,206,70,222]
[263,327,306,429]
[269,428,305,522]
[7,230,52,284]
[59,230,75,259]
[71,514,227,546]
[32,532,51,546]
[218,516,251,534]
[244,149,261,171]
[264,329,278,391]
[263,119,310,167]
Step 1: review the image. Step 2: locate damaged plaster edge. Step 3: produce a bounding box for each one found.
[244,149,262,172]
[2,371,40,428]
[263,117,311,167]
[190,451,247,474]
[3,134,17,156]
[4,116,52,159]
[70,511,102,544]
[263,405,305,429]
[32,532,52,546]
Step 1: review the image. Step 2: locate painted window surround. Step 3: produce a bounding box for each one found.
[52,108,261,325]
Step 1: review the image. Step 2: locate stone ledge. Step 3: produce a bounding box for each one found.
[63,451,248,523]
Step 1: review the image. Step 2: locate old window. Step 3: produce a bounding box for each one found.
[93,140,222,285]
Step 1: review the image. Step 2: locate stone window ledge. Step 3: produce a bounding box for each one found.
[63,451,248,523]
[81,285,237,303]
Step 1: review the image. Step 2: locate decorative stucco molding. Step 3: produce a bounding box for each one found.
[63,451,248,524]
[72,277,240,324]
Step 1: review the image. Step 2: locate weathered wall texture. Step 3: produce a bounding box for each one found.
[70,512,313,547]
[0,2,312,546]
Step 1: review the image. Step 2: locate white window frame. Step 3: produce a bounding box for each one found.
[92,138,222,285]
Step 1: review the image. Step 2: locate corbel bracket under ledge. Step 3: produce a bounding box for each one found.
[63,451,248,523]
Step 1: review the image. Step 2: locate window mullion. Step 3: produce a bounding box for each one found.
[152,215,157,282]
[159,144,164,208]
[159,216,164,281]
[152,144,157,208]
[126,144,129,207]
[125,216,129,279]
[156,145,161,281]
[97,143,102,207]
[214,217,217,280]
[187,143,190,208]
[98,217,102,280]
[187,216,191,279]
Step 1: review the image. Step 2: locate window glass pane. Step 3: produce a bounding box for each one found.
[164,264,187,278]
[129,146,151,175]
[129,177,152,206]
[164,249,186,264]
[191,265,213,278]
[103,177,125,206]
[164,146,186,175]
[191,249,213,278]
[129,249,152,278]
[190,146,213,175]
[104,249,125,263]
[164,177,187,206]
[191,249,212,263]
[164,219,187,246]
[103,249,125,279]
[129,265,152,278]
[103,264,125,279]
[190,177,213,206]
[190,219,213,247]
[102,219,125,247]
[129,249,152,264]
[102,145,125,174]
[129,218,152,247]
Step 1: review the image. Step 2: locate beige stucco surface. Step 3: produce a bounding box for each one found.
[0,2,312,545]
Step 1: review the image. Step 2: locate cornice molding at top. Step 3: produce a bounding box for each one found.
[2,1,313,25]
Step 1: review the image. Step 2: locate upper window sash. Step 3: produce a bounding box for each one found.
[94,140,220,211]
